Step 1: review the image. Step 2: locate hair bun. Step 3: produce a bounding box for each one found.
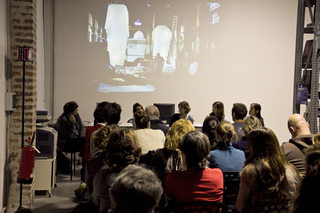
[227,130,233,139]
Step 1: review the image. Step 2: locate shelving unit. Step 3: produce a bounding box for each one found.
[293,0,320,133]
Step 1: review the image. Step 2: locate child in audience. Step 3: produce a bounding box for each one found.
[208,121,245,171]
[109,164,163,213]
[236,127,300,212]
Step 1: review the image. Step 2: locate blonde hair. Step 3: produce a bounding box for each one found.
[243,115,262,137]
[313,133,320,144]
[93,124,119,150]
[164,119,195,152]
[216,121,237,144]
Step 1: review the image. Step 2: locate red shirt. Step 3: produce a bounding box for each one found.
[165,167,223,203]
[80,124,104,160]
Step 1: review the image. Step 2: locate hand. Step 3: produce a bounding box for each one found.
[69,115,76,124]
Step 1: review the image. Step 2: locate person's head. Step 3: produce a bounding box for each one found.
[212,101,225,122]
[216,121,237,144]
[243,115,262,138]
[134,111,150,129]
[109,164,163,213]
[249,103,262,119]
[94,106,106,124]
[145,105,160,120]
[63,101,78,115]
[97,101,109,108]
[180,131,210,170]
[164,119,195,152]
[287,114,311,138]
[133,103,144,114]
[94,124,119,150]
[106,129,141,167]
[156,53,160,57]
[178,101,191,115]
[231,103,247,121]
[104,102,122,124]
[202,116,219,149]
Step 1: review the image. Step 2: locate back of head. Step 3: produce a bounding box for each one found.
[63,101,78,114]
[94,124,119,150]
[178,101,191,114]
[216,121,237,144]
[97,101,109,108]
[165,119,195,151]
[180,131,210,170]
[94,106,106,123]
[110,164,163,213]
[145,105,160,120]
[243,115,262,137]
[202,116,219,147]
[134,111,150,129]
[106,129,141,167]
[212,101,225,121]
[231,103,247,120]
[104,102,122,124]
[288,114,311,137]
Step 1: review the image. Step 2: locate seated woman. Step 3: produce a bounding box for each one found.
[202,116,219,150]
[165,131,223,205]
[92,129,141,212]
[249,103,264,126]
[236,127,300,212]
[133,111,165,154]
[208,121,245,172]
[169,101,194,127]
[131,103,144,129]
[210,101,228,122]
[233,115,262,158]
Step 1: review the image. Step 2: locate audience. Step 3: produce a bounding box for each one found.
[169,101,194,127]
[132,103,144,129]
[145,105,169,135]
[236,127,300,212]
[109,164,163,213]
[133,111,165,154]
[231,103,247,144]
[249,103,265,126]
[202,116,219,150]
[165,131,223,207]
[208,121,245,172]
[92,129,141,212]
[291,142,320,213]
[210,101,227,122]
[281,114,313,177]
[233,115,262,158]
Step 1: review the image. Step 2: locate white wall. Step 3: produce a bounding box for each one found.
[0,0,7,210]
[51,0,299,143]
[37,0,45,109]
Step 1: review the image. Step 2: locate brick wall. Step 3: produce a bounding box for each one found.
[7,0,37,212]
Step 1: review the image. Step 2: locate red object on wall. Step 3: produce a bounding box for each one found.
[17,145,36,184]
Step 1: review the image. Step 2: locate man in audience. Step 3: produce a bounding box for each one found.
[281,113,313,177]
[145,105,169,135]
[109,164,163,213]
[231,103,247,142]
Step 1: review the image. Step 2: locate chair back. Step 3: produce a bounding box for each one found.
[241,200,290,213]
[173,201,228,213]
[223,171,240,206]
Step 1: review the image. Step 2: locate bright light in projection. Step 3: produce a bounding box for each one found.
[153,25,172,64]
[127,31,146,62]
[98,83,155,93]
[208,3,220,11]
[105,4,129,68]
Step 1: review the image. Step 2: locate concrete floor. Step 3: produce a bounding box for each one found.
[32,169,82,213]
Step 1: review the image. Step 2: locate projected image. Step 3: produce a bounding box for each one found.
[86,1,220,93]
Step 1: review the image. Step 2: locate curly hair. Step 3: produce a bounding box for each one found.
[178,101,191,114]
[93,124,119,150]
[216,121,237,144]
[243,115,262,139]
[164,119,195,152]
[180,131,210,170]
[106,129,141,167]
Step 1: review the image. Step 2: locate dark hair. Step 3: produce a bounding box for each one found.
[231,103,247,120]
[178,101,191,114]
[133,103,143,114]
[106,129,141,167]
[202,116,219,150]
[251,103,262,119]
[212,101,225,122]
[104,102,122,124]
[179,131,210,170]
[63,101,78,114]
[97,101,109,108]
[110,164,163,213]
[94,106,106,123]
[292,142,320,213]
[134,111,150,129]
[245,127,291,200]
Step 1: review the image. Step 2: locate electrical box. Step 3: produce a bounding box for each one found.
[5,92,16,111]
